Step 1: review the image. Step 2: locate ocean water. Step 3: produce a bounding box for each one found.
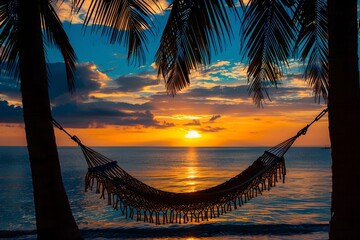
[0,146,331,239]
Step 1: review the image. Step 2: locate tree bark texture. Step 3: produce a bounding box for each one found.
[328,0,360,239]
[17,0,82,239]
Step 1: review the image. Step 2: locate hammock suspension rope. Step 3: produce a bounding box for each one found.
[52,108,328,224]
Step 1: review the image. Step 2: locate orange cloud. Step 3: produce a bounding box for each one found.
[55,0,170,24]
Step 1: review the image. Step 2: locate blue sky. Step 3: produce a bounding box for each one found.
[0,1,330,146]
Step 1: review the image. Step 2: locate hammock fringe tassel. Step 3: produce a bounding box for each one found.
[53,108,328,225]
[83,145,287,225]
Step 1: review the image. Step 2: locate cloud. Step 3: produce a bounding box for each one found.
[161,121,175,128]
[146,81,321,121]
[0,100,23,123]
[52,101,174,129]
[0,60,175,129]
[48,62,104,103]
[53,0,87,24]
[184,61,249,89]
[211,60,231,67]
[183,119,201,126]
[113,75,159,92]
[148,0,169,14]
[187,85,248,99]
[198,126,226,132]
[0,62,106,104]
[209,115,221,122]
[0,53,321,134]
[0,77,21,101]
[148,86,252,110]
[55,0,170,24]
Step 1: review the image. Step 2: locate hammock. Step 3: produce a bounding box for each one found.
[53,108,328,225]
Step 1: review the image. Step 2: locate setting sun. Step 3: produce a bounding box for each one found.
[184,130,201,139]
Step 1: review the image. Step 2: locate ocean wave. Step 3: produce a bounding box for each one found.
[0,224,329,239]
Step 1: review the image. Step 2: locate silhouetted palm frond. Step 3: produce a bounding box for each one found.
[294,0,328,102]
[0,0,77,91]
[241,0,295,106]
[156,0,236,95]
[74,0,158,65]
[0,0,19,77]
[234,0,246,10]
[40,1,77,92]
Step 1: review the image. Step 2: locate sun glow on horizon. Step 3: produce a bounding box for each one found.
[184,130,201,139]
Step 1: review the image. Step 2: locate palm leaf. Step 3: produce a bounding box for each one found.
[0,0,77,90]
[40,0,78,92]
[241,0,295,106]
[73,0,158,65]
[156,0,236,95]
[235,0,246,10]
[0,0,20,78]
[294,0,328,102]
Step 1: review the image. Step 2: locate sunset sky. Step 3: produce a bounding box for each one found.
[0,1,329,147]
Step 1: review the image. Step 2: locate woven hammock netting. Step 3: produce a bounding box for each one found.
[53,108,328,225]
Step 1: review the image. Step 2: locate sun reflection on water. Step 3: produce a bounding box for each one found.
[185,148,199,192]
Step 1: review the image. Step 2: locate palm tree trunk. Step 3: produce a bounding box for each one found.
[328,0,360,239]
[17,1,82,239]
